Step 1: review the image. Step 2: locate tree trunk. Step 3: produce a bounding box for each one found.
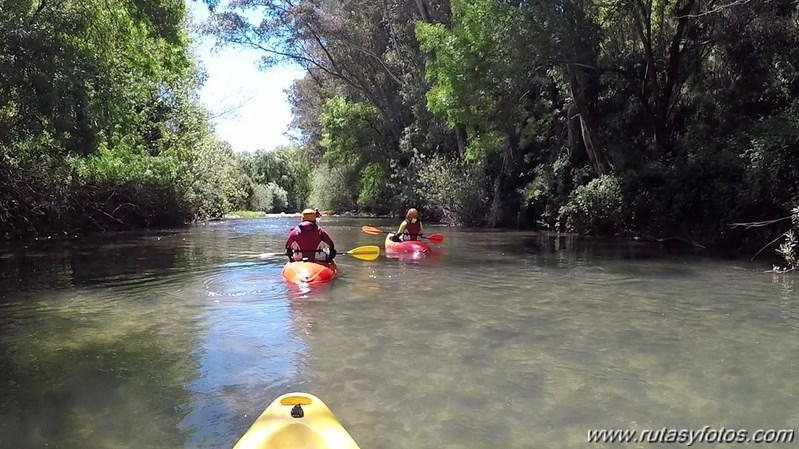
[567,102,583,158]
[455,124,466,158]
[415,0,431,22]
[487,129,521,227]
[630,0,697,156]
[567,65,612,176]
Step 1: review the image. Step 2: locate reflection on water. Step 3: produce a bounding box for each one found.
[1,218,798,449]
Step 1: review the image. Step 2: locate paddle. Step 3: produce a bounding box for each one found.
[361,225,445,244]
[248,245,380,261]
[341,245,380,261]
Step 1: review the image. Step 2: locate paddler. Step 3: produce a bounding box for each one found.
[285,208,337,261]
[390,208,424,242]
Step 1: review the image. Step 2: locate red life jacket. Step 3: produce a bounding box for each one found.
[403,219,421,241]
[291,221,323,259]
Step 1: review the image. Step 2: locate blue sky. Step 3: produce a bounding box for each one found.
[187,1,305,153]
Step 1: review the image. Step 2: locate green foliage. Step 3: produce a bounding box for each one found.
[320,96,383,165]
[382,157,425,216]
[0,0,244,238]
[307,162,360,213]
[73,143,180,187]
[558,175,623,234]
[201,0,799,253]
[415,154,490,226]
[776,207,799,271]
[64,97,245,228]
[523,150,593,227]
[463,132,505,163]
[357,163,393,213]
[236,145,311,213]
[0,0,192,156]
[607,101,799,245]
[776,229,798,270]
[247,183,271,212]
[739,103,799,209]
[248,182,289,212]
[180,139,246,220]
[416,0,536,130]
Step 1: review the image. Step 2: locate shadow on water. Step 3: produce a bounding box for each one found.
[0,267,205,448]
[1,217,799,449]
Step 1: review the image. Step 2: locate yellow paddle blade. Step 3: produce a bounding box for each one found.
[345,245,380,261]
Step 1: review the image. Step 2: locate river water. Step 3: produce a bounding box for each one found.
[0,217,797,449]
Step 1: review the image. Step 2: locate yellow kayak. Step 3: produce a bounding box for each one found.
[232,392,361,449]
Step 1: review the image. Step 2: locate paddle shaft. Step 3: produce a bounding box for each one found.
[289,246,380,260]
[361,225,443,243]
[248,245,379,261]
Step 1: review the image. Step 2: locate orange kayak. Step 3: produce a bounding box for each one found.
[385,233,431,254]
[281,261,337,284]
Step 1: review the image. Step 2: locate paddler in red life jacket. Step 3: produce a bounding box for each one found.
[391,208,423,242]
[285,208,337,261]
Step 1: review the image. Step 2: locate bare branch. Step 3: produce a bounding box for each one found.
[207,91,256,120]
[751,231,789,261]
[674,0,752,19]
[100,210,125,225]
[727,216,791,229]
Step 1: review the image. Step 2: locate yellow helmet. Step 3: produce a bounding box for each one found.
[301,208,317,222]
[406,208,419,219]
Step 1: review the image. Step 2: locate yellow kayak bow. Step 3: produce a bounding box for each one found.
[232,392,361,449]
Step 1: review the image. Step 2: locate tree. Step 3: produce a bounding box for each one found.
[417,0,544,225]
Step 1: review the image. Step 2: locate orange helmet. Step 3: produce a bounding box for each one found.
[301,208,317,221]
[406,208,419,219]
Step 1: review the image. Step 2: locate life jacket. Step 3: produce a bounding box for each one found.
[291,221,323,259]
[403,219,421,241]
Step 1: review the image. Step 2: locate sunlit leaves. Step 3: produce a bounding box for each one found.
[417,0,537,131]
[236,145,312,212]
[0,0,193,156]
[319,95,382,165]
[0,0,245,236]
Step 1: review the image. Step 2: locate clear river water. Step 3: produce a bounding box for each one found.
[1,217,797,449]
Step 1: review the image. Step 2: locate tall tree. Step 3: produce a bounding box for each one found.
[418,0,545,225]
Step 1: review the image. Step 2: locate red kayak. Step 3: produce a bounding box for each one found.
[281,261,337,284]
[385,233,431,254]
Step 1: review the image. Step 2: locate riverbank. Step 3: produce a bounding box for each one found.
[222,210,396,220]
[1,212,787,271]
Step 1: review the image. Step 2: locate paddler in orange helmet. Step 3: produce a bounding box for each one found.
[285,208,336,261]
[390,208,423,242]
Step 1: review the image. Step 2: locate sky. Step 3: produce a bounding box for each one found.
[187,1,306,153]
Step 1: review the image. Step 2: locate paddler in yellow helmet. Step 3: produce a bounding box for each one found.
[390,208,423,242]
[285,208,336,261]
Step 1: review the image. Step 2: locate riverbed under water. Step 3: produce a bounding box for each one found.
[1,217,797,448]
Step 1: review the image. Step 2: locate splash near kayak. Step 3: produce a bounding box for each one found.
[281,261,337,284]
[385,233,431,254]
[232,392,361,449]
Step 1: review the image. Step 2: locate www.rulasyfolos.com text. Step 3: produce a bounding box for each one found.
[588,427,794,445]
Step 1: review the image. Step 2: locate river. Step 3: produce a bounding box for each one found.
[1,217,797,448]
